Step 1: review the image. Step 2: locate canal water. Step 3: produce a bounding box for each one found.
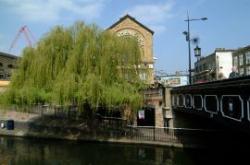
[0,135,248,165]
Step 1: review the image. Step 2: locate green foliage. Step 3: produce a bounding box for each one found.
[1,21,147,112]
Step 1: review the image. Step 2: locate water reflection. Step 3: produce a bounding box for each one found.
[0,136,193,165]
[0,136,248,165]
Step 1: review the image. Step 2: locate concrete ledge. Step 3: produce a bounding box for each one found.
[0,129,185,148]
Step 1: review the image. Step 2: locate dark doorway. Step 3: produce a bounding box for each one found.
[137,106,155,126]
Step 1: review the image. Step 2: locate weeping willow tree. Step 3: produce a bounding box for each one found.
[1,22,147,115]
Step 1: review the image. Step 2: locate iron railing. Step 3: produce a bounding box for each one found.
[0,106,235,147]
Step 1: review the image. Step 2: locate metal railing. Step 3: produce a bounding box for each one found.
[1,106,232,147]
[2,116,233,147]
[123,125,225,146]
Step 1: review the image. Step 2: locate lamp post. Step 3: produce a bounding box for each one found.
[183,12,207,84]
[194,46,201,60]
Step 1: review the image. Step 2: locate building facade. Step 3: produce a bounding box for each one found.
[232,45,250,76]
[0,52,18,92]
[0,52,18,80]
[107,14,155,84]
[193,48,234,83]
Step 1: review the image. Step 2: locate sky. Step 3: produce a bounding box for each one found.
[0,0,250,74]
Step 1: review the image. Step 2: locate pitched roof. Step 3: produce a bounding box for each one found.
[0,51,19,59]
[107,14,154,34]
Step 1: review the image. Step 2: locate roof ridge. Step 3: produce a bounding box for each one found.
[0,52,19,59]
[107,14,154,34]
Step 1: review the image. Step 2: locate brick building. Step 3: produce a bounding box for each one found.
[0,52,18,92]
[0,51,18,80]
[107,14,155,84]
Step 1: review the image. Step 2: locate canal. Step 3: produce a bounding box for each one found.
[0,135,248,165]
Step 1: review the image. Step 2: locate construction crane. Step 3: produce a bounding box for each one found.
[9,25,35,53]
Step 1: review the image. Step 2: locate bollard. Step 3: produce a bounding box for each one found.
[0,121,5,129]
[6,120,14,130]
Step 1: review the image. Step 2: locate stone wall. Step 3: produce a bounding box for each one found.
[162,87,174,128]
[0,110,186,148]
[154,102,164,127]
[144,86,164,127]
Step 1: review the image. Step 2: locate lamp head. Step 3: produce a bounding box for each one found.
[201,17,208,21]
[194,46,201,57]
[182,31,188,35]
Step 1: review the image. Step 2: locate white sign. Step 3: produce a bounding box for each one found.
[138,110,145,119]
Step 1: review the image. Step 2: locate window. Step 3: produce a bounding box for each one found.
[8,64,13,69]
[221,96,243,121]
[208,63,212,69]
[0,63,2,67]
[211,63,215,70]
[6,74,11,78]
[185,95,192,108]
[239,54,244,66]
[124,73,129,80]
[178,95,184,107]
[195,66,198,72]
[239,67,244,75]
[233,56,238,67]
[246,51,250,64]
[148,64,153,69]
[173,95,178,107]
[247,66,250,75]
[199,65,202,72]
[193,95,203,110]
[205,95,219,113]
[203,64,207,70]
[139,72,146,80]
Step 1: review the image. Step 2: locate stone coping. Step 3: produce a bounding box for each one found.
[0,110,39,122]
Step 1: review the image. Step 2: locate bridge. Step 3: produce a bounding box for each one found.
[171,76,250,133]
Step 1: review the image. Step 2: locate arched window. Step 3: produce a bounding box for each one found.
[8,64,13,69]
[221,95,243,122]
[185,94,192,108]
[178,95,184,107]
[204,95,219,113]
[193,95,203,110]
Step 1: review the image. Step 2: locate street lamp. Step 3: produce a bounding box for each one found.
[183,12,207,84]
[194,46,201,60]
